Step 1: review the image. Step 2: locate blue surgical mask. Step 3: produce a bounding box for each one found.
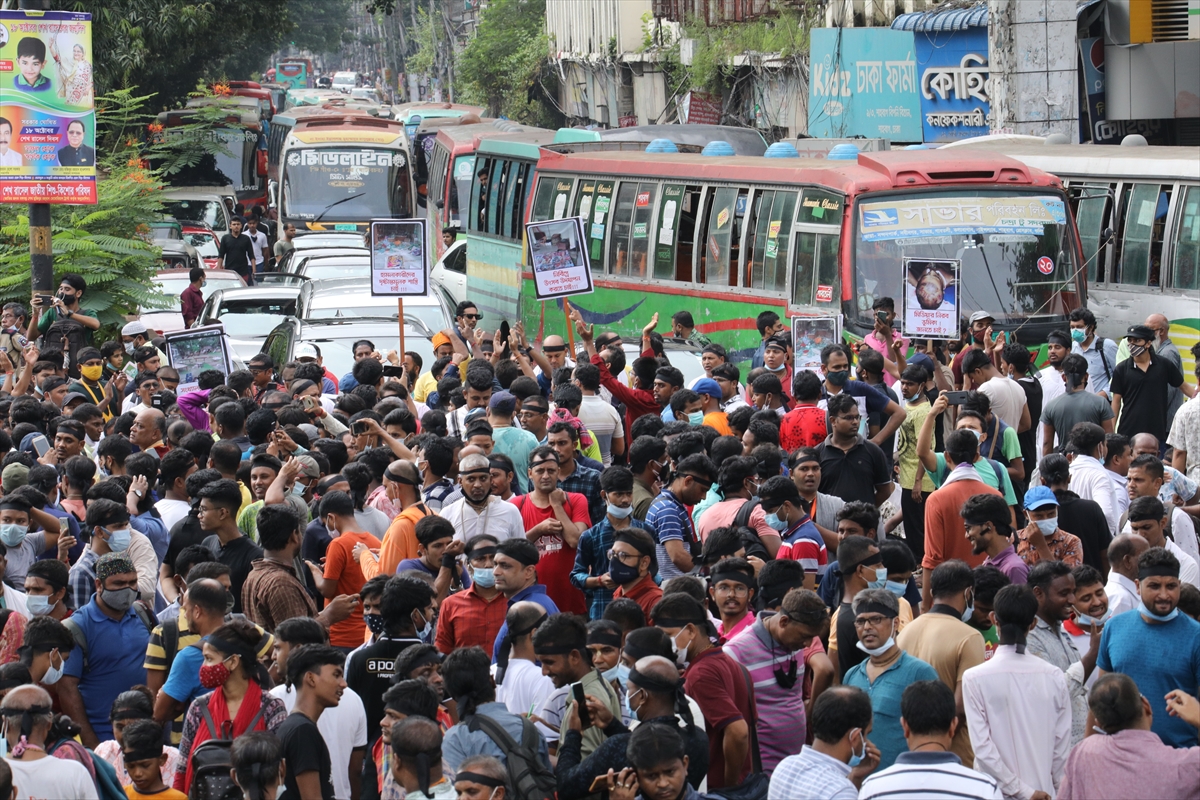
[603,663,630,686]
[1034,517,1058,536]
[624,686,644,718]
[885,580,907,597]
[906,392,923,403]
[415,609,436,643]
[687,411,704,426]
[1070,328,1087,344]
[1139,600,1179,623]
[867,566,887,590]
[291,482,307,497]
[1076,605,1112,627]
[607,503,633,519]
[0,523,27,548]
[471,567,496,589]
[847,729,866,767]
[766,362,785,373]
[107,527,132,553]
[962,603,975,623]
[763,511,788,532]
[962,428,981,442]
[25,594,53,617]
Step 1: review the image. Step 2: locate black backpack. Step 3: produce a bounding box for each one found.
[43,315,90,378]
[188,699,267,800]
[464,713,555,800]
[732,499,773,562]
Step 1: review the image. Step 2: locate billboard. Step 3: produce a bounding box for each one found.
[0,10,96,205]
[914,25,991,143]
[808,28,921,142]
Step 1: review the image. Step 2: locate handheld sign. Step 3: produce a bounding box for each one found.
[163,323,234,394]
[792,315,841,380]
[370,218,429,297]
[526,217,594,300]
[903,258,959,339]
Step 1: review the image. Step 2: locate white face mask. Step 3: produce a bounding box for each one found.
[42,649,65,684]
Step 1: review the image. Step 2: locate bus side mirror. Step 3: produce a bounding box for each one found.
[1101,227,1114,244]
[268,180,278,209]
[435,199,444,209]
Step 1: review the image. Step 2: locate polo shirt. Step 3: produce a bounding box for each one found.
[858,751,1002,800]
[843,650,939,769]
[683,645,754,790]
[645,490,699,581]
[769,745,857,800]
[815,435,890,507]
[62,599,151,741]
[346,635,422,744]
[491,584,560,661]
[202,533,263,614]
[1111,353,1185,441]
[983,545,1029,585]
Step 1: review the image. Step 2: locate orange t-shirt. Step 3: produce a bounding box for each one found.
[324,529,382,647]
[703,412,733,436]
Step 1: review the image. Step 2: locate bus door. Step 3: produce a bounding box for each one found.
[1171,185,1200,293]
[788,189,843,313]
[1069,182,1115,285]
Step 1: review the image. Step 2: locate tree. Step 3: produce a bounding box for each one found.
[456,0,556,124]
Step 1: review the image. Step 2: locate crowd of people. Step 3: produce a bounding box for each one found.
[0,274,1196,800]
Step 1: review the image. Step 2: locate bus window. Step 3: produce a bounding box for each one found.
[748,190,798,292]
[700,186,737,287]
[533,177,573,222]
[469,158,489,232]
[485,158,506,234]
[728,188,749,287]
[1173,185,1200,291]
[798,189,844,226]
[654,184,685,280]
[1073,184,1113,284]
[501,161,529,240]
[609,182,638,275]
[629,184,657,279]
[1117,183,1170,287]
[583,180,615,272]
[792,231,839,308]
[450,155,476,218]
[428,147,446,209]
[393,163,412,218]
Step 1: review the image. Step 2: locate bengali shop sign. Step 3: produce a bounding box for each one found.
[0,10,96,205]
[859,195,1067,242]
[808,28,921,142]
[915,25,991,143]
[370,218,429,296]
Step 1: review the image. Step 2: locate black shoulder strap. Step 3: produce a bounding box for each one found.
[733,498,759,529]
[1096,337,1111,381]
[467,713,524,754]
[160,618,179,677]
[734,664,763,775]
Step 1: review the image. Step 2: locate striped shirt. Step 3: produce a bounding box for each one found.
[768,746,857,800]
[859,751,1002,799]
[645,489,697,580]
[723,614,806,772]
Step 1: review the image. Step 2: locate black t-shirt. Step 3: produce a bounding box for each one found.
[866,383,899,474]
[816,438,891,507]
[835,600,866,679]
[346,636,422,744]
[278,712,335,800]
[1111,354,1184,441]
[303,517,333,562]
[201,533,264,614]
[164,511,207,575]
[1055,491,1113,572]
[218,232,255,277]
[1016,376,1043,481]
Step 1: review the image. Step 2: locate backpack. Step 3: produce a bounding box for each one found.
[732,500,772,562]
[464,713,556,800]
[48,737,126,800]
[188,698,267,800]
[1095,337,1112,382]
[43,316,89,378]
[62,599,156,673]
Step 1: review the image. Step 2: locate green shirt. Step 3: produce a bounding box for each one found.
[931,452,1018,506]
[36,305,98,336]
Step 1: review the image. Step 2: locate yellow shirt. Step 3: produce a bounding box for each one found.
[126,787,188,800]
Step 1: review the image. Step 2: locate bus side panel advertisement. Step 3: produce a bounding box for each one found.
[527,217,594,300]
[164,324,234,394]
[793,315,842,380]
[904,258,959,339]
[371,218,429,297]
[0,10,96,205]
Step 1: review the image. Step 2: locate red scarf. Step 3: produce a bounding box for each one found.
[179,681,268,792]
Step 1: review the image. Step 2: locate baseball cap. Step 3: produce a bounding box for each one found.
[969,311,995,325]
[62,392,90,407]
[294,342,319,361]
[1023,485,1059,511]
[1125,324,1156,341]
[292,454,320,479]
[121,320,149,337]
[488,390,516,415]
[906,353,936,377]
[764,336,788,353]
[692,378,722,400]
[1,463,28,494]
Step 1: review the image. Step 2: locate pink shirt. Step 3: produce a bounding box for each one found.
[864,331,909,386]
[719,610,756,641]
[697,498,777,543]
[1058,729,1200,800]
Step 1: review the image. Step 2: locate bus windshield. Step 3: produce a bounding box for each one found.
[853,191,1076,329]
[283,147,409,221]
[211,129,257,193]
[164,200,229,233]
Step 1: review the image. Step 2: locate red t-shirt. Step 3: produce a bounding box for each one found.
[779,405,827,452]
[324,530,382,647]
[511,493,589,615]
[684,646,755,790]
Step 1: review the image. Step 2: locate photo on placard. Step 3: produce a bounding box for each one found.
[792,315,841,380]
[370,218,429,297]
[526,216,593,300]
[903,258,959,339]
[163,324,233,392]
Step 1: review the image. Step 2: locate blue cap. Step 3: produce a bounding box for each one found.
[488,390,516,414]
[906,352,936,377]
[1024,485,1059,511]
[693,378,722,399]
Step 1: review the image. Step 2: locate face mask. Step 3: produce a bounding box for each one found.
[856,634,895,658]
[905,392,923,403]
[1070,328,1087,344]
[603,662,630,686]
[1076,605,1113,627]
[81,364,104,382]
[766,362,785,373]
[1128,344,1147,358]
[364,613,387,636]
[1139,600,1179,623]
[199,659,232,689]
[607,503,633,519]
[471,566,496,588]
[101,587,137,613]
[827,370,849,387]
[201,280,208,288]
[26,594,54,617]
[763,511,788,532]
[687,411,704,425]
[847,729,867,768]
[107,527,132,553]
[624,686,644,718]
[961,428,981,442]
[291,482,306,497]
[885,580,907,597]
[962,592,975,623]
[415,610,436,644]
[1034,517,1058,536]
[41,651,64,685]
[608,557,641,586]
[0,523,27,548]
[866,566,887,591]
[124,341,135,354]
[671,629,690,668]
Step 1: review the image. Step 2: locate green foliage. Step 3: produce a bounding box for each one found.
[406,8,446,78]
[456,0,555,124]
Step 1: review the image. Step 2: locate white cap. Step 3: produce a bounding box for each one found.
[294,342,319,361]
[121,320,149,336]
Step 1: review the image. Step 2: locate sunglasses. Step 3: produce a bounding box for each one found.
[460,313,482,320]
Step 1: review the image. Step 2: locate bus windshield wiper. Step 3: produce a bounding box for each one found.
[313,193,365,222]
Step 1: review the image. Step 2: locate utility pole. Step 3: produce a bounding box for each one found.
[19,0,53,305]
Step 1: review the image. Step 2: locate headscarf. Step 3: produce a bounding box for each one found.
[547,407,594,450]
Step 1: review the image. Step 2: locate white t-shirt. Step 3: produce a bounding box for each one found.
[248,230,269,265]
[1122,511,1200,586]
[979,375,1027,432]
[578,395,624,466]
[494,657,555,719]
[6,755,99,800]
[441,496,525,544]
[155,498,191,532]
[271,684,369,800]
[355,507,392,540]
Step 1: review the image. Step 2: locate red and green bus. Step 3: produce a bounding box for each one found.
[503,147,1084,361]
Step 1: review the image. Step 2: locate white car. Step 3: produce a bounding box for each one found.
[194,285,300,362]
[430,239,466,309]
[331,71,359,93]
[295,278,453,333]
[161,188,236,236]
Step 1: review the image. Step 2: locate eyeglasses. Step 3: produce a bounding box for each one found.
[607,549,642,565]
[518,409,547,418]
[248,366,269,374]
[838,415,862,424]
[853,614,891,628]
[713,583,750,598]
[461,314,482,320]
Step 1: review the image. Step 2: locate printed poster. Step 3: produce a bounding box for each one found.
[903,258,959,339]
[370,218,429,296]
[0,9,96,204]
[164,324,234,394]
[792,315,841,380]
[526,216,593,300]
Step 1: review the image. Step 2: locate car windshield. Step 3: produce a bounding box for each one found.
[853,190,1078,329]
[185,232,219,257]
[302,259,370,280]
[164,199,229,232]
[305,301,446,330]
[283,148,409,222]
[153,276,243,311]
[294,234,366,249]
[216,298,295,336]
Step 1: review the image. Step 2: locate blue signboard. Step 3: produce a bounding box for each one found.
[914,26,991,143]
[808,28,921,142]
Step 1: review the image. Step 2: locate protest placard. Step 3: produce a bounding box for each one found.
[526,217,593,300]
[370,218,429,297]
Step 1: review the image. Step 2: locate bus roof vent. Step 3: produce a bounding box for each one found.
[1121,134,1149,147]
[827,143,860,160]
[927,170,997,180]
[700,140,736,156]
[1044,133,1069,145]
[764,142,800,158]
[904,144,929,150]
[646,138,680,153]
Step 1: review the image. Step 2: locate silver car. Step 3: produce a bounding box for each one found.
[194,285,300,362]
[295,277,453,333]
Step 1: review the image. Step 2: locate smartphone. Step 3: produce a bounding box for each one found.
[31,434,50,458]
[588,775,610,793]
[382,365,405,378]
[571,682,590,729]
[351,420,368,436]
[875,310,889,324]
[944,390,970,406]
[300,395,318,411]
[34,294,53,307]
